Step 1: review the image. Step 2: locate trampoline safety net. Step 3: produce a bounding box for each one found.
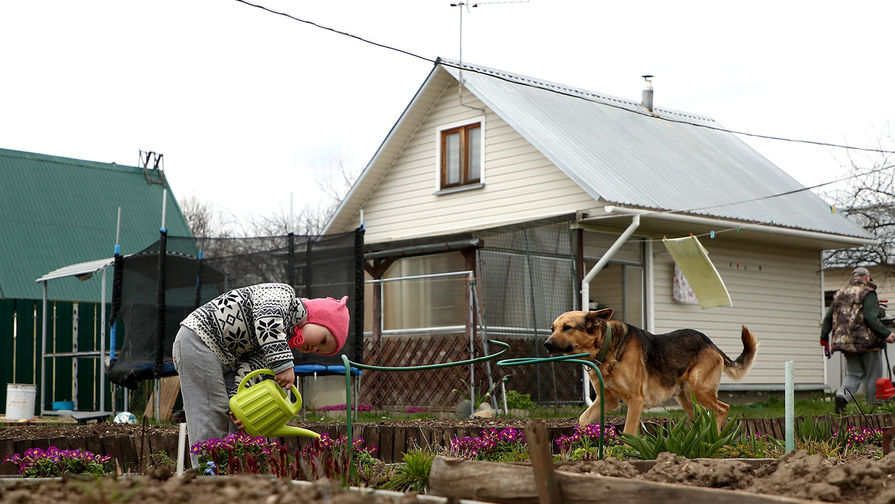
[107,228,364,389]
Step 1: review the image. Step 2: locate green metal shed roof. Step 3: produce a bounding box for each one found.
[0,148,193,302]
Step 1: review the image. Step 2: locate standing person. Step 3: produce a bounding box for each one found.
[172,283,349,466]
[820,267,895,413]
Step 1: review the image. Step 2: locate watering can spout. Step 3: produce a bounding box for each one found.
[273,425,321,438]
[228,368,320,439]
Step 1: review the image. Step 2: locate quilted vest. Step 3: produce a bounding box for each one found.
[830,278,880,353]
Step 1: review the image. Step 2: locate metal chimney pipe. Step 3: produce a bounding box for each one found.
[641,75,654,112]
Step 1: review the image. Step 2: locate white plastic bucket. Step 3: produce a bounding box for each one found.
[5,384,36,421]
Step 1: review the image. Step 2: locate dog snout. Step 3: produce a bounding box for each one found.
[544,338,567,354]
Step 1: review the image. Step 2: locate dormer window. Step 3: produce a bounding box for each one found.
[440,122,481,189]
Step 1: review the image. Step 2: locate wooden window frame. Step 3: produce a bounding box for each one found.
[440,122,481,189]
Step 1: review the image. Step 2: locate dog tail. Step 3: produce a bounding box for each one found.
[722,325,758,380]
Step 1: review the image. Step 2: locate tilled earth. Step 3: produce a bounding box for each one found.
[2,420,895,503]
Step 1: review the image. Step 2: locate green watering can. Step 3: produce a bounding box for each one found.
[228,368,320,439]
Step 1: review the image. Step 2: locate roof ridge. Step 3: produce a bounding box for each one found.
[0,147,139,172]
[436,57,716,124]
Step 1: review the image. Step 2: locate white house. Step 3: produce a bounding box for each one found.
[325,58,874,409]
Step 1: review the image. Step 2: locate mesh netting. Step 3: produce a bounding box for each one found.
[476,219,583,405]
[107,228,364,389]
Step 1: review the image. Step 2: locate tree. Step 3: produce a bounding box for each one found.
[823,146,895,275]
[178,194,239,238]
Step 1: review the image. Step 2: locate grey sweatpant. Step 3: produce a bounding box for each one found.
[837,349,883,403]
[172,325,237,468]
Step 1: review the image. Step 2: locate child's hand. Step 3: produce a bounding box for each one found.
[275,367,295,389]
[229,411,245,431]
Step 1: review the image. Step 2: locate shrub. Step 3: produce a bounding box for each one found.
[4,447,114,477]
[505,390,536,410]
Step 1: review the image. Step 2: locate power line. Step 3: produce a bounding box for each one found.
[233,0,895,156]
[233,0,429,63]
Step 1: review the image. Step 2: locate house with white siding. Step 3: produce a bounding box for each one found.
[324,58,875,410]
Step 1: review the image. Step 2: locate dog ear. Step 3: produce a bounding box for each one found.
[584,308,613,333]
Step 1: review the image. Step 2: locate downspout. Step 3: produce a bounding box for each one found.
[582,215,640,405]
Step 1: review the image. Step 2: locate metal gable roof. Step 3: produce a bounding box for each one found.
[438,59,871,240]
[0,148,193,302]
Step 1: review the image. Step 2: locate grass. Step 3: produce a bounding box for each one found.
[286,391,895,424]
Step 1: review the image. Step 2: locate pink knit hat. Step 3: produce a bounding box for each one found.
[303,296,350,356]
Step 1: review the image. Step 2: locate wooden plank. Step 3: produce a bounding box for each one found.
[87,434,105,459]
[525,420,561,504]
[100,437,122,473]
[405,425,420,452]
[0,440,17,475]
[379,426,394,464]
[46,437,69,451]
[365,426,381,461]
[772,418,785,439]
[142,376,181,421]
[121,437,140,473]
[393,427,406,461]
[68,436,88,451]
[429,457,818,504]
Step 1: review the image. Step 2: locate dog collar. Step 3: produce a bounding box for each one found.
[593,323,612,365]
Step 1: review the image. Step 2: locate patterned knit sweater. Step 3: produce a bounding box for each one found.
[181,283,307,395]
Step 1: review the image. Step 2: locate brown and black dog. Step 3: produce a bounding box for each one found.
[544,308,758,435]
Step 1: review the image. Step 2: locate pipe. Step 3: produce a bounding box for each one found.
[100,268,106,413]
[785,360,794,453]
[582,215,640,405]
[177,422,187,477]
[40,282,47,416]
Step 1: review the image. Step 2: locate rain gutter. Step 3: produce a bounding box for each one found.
[603,206,877,247]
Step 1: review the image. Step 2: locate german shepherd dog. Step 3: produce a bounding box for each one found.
[544,308,758,435]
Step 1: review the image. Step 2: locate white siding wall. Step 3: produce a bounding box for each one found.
[824,266,895,307]
[582,231,642,264]
[653,240,826,386]
[359,80,595,244]
[589,264,623,312]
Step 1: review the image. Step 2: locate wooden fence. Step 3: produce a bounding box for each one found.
[358,334,581,410]
[3,413,894,473]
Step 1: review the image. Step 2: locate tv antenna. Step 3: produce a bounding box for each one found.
[139,150,167,186]
[450,0,529,68]
[449,1,528,104]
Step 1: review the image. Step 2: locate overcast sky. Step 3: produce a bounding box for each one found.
[2,1,893,229]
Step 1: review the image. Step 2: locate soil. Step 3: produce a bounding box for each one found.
[2,419,895,503]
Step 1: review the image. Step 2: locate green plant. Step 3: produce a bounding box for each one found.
[554,423,625,461]
[796,416,833,443]
[505,390,536,410]
[190,432,377,485]
[620,400,741,460]
[4,447,114,477]
[454,379,491,406]
[717,431,784,458]
[383,448,434,493]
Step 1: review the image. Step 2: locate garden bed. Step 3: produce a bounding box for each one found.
[3,416,895,503]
